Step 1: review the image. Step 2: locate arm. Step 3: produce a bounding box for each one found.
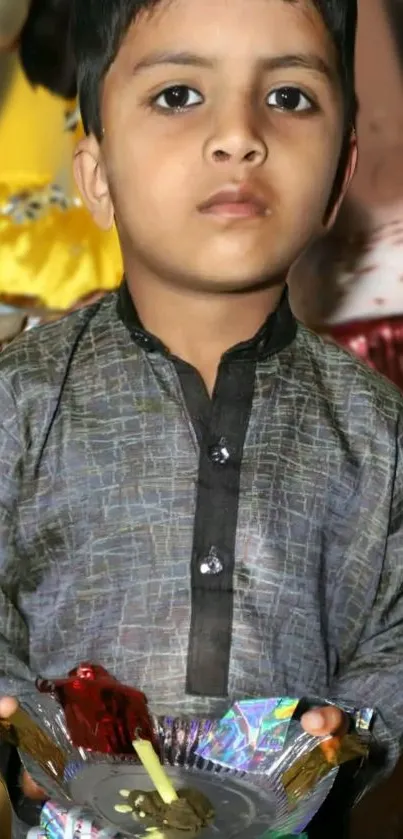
[0,379,35,697]
[328,415,403,788]
[0,378,42,818]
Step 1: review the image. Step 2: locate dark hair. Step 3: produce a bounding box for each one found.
[19,0,77,100]
[73,0,357,140]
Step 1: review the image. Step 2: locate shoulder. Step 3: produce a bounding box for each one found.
[0,293,120,408]
[293,324,403,421]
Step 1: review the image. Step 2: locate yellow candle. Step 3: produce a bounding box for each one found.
[133,738,178,805]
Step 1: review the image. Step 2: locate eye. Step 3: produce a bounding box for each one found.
[266,86,314,112]
[152,85,204,111]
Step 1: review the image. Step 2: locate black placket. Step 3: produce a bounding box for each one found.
[175,357,256,697]
[117,278,297,700]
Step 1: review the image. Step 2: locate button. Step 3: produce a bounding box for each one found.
[208,440,230,465]
[133,330,153,349]
[199,547,224,576]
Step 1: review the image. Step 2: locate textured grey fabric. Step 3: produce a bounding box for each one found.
[0,291,403,816]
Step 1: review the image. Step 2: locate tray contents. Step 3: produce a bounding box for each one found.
[0,664,375,838]
[37,663,156,755]
[119,786,215,831]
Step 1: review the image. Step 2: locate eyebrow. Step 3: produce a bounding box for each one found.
[132,51,213,74]
[260,53,334,82]
[132,50,335,83]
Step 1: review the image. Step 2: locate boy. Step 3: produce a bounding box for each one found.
[0,0,402,835]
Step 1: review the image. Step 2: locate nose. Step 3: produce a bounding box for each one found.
[204,104,268,168]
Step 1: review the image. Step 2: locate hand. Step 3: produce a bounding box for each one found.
[301,705,348,738]
[0,696,46,800]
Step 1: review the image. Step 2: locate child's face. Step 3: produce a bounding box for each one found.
[76,0,356,292]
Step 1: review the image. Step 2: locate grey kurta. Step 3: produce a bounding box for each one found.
[0,289,403,793]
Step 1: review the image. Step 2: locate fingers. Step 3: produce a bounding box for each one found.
[0,696,19,718]
[21,770,46,801]
[301,705,348,738]
[0,697,46,800]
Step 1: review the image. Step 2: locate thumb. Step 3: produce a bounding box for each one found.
[0,697,19,719]
[301,705,347,737]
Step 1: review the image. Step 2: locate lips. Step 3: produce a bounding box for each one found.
[198,187,268,218]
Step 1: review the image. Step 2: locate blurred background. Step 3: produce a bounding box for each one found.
[290,0,403,392]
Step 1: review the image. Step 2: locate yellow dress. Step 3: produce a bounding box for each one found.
[0,55,122,311]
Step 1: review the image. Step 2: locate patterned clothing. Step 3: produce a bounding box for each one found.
[0,284,403,835]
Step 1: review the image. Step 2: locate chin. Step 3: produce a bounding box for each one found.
[188,238,289,287]
[188,258,282,293]
[186,271,277,294]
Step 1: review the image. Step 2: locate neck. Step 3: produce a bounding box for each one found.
[125,270,285,394]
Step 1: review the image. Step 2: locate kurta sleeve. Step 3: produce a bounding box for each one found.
[0,377,35,697]
[329,413,403,788]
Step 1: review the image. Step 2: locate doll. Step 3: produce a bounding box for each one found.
[0,0,122,337]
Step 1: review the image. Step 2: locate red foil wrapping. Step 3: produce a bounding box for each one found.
[329,315,403,391]
[36,663,156,756]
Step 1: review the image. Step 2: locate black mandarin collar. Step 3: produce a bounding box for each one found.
[117,278,297,361]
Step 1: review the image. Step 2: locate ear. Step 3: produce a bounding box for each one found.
[324,130,358,231]
[73,134,114,231]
